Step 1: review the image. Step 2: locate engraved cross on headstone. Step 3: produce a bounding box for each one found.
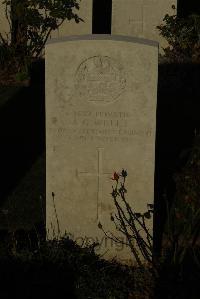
[77,148,112,221]
[128,16,144,35]
[128,1,144,36]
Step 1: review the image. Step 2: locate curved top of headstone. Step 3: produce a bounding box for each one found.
[46,34,158,47]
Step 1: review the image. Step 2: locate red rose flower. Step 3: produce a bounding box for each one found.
[111,172,120,181]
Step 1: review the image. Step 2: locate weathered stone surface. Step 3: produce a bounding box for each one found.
[46,35,158,265]
[112,0,177,51]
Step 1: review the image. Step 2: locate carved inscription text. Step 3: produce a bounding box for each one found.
[49,110,153,144]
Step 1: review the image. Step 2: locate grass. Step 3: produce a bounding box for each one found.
[0,154,45,231]
[0,148,135,298]
[0,233,136,299]
[0,152,146,299]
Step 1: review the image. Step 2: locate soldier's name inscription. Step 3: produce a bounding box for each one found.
[49,109,152,144]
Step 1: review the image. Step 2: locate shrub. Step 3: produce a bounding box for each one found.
[0,33,14,70]
[98,133,200,297]
[163,132,200,265]
[157,12,200,63]
[98,170,153,268]
[1,0,82,76]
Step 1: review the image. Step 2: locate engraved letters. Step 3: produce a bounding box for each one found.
[49,109,152,143]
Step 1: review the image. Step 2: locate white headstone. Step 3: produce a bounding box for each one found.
[45,35,158,265]
[112,0,177,52]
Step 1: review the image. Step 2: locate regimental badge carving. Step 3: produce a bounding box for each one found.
[75,56,126,104]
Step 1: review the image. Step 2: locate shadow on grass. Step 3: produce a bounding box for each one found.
[154,62,200,255]
[0,235,134,299]
[0,60,45,203]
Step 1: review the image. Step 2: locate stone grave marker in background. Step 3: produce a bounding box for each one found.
[50,0,177,51]
[112,0,177,51]
[0,0,177,51]
[46,35,158,265]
